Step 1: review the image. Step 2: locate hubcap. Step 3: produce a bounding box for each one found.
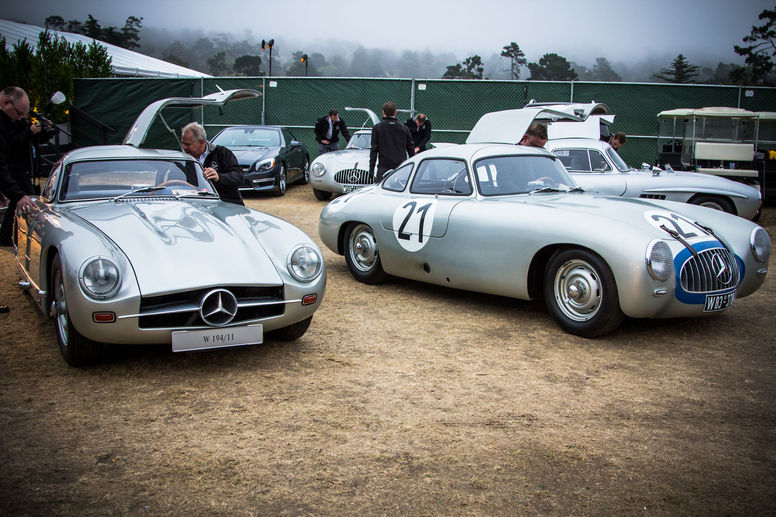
[53,271,69,346]
[349,225,378,272]
[554,259,601,322]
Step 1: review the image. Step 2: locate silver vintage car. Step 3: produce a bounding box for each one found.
[13,90,326,366]
[467,103,763,220]
[309,107,386,201]
[318,143,769,337]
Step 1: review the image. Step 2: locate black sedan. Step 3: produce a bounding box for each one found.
[211,125,310,196]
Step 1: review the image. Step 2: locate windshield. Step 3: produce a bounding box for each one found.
[605,147,629,172]
[346,133,371,149]
[58,159,216,202]
[212,127,281,147]
[474,155,576,196]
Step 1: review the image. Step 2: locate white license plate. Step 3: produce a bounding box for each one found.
[703,292,735,312]
[172,324,262,352]
[342,185,363,193]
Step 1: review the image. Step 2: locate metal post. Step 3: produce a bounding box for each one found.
[410,79,416,118]
[261,77,266,125]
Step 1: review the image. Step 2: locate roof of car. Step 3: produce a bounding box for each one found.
[63,145,194,162]
[414,143,552,160]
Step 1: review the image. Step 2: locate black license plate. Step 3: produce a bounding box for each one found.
[704,292,735,312]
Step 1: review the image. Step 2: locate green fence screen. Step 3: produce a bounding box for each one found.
[72,77,776,167]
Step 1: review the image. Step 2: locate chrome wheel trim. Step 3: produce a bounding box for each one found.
[279,166,287,194]
[553,258,602,322]
[698,199,725,211]
[53,269,69,347]
[348,224,378,272]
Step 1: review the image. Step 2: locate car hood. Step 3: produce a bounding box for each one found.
[626,169,760,196]
[482,192,723,241]
[315,149,371,168]
[69,200,284,294]
[229,146,280,166]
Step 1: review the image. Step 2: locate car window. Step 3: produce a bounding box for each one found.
[410,158,472,195]
[41,164,60,201]
[382,163,413,192]
[475,155,574,196]
[212,127,281,147]
[59,159,215,201]
[589,150,611,172]
[606,147,630,172]
[552,149,591,172]
[346,133,371,149]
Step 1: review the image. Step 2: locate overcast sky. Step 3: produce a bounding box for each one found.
[5,0,774,64]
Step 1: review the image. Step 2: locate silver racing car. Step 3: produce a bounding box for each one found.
[319,143,769,337]
[13,90,326,366]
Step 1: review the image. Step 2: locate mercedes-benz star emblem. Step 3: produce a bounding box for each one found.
[712,254,733,286]
[200,289,238,326]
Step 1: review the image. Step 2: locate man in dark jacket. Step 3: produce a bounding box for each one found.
[405,113,432,153]
[181,122,245,205]
[0,86,35,247]
[314,109,351,154]
[369,101,414,182]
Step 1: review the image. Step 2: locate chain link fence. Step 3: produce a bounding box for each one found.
[73,77,776,167]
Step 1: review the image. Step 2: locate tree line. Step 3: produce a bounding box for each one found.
[1,7,774,108]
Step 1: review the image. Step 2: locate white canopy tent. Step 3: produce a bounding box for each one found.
[0,18,210,78]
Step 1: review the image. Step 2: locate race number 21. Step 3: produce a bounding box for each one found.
[392,200,437,252]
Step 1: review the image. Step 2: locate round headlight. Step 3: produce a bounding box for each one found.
[751,227,771,263]
[311,161,326,177]
[79,257,121,299]
[287,245,323,282]
[645,240,673,282]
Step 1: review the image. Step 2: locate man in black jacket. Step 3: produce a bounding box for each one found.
[314,109,350,154]
[181,122,245,205]
[369,102,414,182]
[405,113,432,153]
[0,86,35,247]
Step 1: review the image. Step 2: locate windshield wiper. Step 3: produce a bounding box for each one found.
[567,186,585,193]
[177,190,220,199]
[528,186,564,195]
[112,186,165,201]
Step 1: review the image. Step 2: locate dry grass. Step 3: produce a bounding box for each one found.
[1,186,774,516]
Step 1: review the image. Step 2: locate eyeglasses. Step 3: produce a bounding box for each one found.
[7,98,28,118]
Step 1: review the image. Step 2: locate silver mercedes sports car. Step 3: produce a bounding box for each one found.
[13,90,326,366]
[309,107,383,201]
[319,143,769,338]
[467,103,763,220]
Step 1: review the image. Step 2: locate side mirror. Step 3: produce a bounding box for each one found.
[290,140,301,148]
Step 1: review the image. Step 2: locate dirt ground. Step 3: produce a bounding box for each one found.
[0,185,774,516]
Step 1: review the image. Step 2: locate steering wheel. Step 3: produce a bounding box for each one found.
[157,179,195,189]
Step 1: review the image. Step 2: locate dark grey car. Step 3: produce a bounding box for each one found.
[211,125,310,196]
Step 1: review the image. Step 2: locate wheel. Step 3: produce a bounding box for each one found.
[313,188,332,201]
[543,249,623,338]
[344,223,386,285]
[274,165,287,196]
[271,316,312,341]
[50,255,101,366]
[299,157,310,184]
[689,195,735,215]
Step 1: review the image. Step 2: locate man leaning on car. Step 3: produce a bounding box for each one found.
[314,109,351,154]
[181,122,245,205]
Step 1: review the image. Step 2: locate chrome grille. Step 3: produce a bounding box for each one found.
[680,247,739,293]
[334,168,372,185]
[138,285,285,329]
[640,193,666,200]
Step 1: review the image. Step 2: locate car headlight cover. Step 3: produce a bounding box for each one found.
[255,158,275,172]
[645,240,673,282]
[79,257,121,299]
[287,245,323,282]
[311,161,326,177]
[751,227,770,263]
